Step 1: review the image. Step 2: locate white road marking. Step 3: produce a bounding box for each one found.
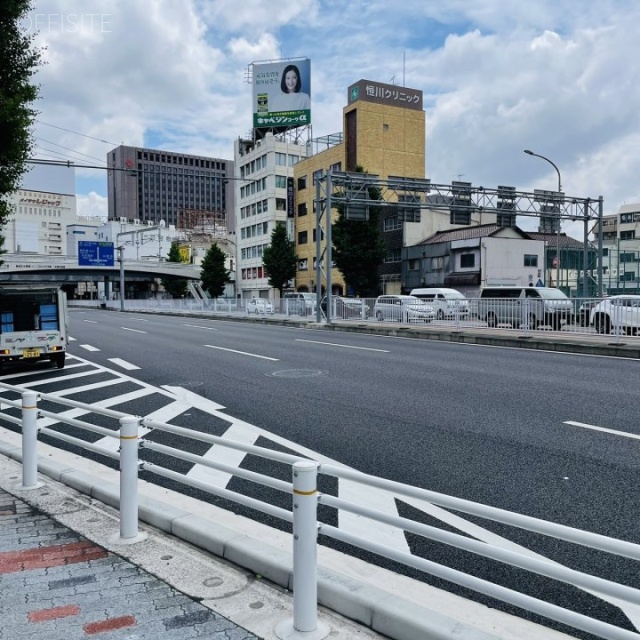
[83,320,98,324]
[80,344,100,351]
[68,336,77,341]
[295,338,389,352]
[121,327,147,334]
[108,358,141,371]
[127,317,148,321]
[564,420,640,441]
[184,324,218,331]
[204,344,279,361]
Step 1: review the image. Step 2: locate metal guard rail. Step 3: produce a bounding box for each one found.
[1,382,639,640]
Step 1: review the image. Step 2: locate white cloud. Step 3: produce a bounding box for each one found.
[23,0,640,233]
[76,191,108,219]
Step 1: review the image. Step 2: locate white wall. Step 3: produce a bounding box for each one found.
[482,237,544,287]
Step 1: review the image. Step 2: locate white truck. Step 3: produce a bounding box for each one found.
[0,283,69,369]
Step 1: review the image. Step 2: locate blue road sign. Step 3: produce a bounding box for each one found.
[78,241,115,267]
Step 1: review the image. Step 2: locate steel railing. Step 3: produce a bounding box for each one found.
[2,381,640,639]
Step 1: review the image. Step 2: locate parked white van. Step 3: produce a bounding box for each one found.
[477,286,574,329]
[409,288,470,320]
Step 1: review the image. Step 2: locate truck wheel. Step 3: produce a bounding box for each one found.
[52,353,65,369]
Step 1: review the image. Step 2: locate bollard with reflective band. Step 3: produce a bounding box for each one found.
[118,416,141,540]
[275,460,329,640]
[21,390,41,489]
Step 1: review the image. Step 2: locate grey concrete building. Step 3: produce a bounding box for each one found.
[107,145,235,229]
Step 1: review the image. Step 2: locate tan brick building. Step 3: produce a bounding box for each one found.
[293,79,425,295]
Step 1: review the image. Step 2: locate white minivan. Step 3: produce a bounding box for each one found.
[409,288,470,320]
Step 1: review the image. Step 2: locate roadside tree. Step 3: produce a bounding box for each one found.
[161,242,188,298]
[262,222,297,295]
[0,0,44,264]
[200,243,231,298]
[332,168,386,297]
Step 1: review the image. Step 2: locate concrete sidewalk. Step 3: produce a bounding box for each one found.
[0,436,578,640]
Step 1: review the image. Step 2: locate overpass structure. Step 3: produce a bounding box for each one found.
[0,254,201,297]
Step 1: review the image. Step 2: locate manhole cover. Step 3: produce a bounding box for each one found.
[269,369,326,378]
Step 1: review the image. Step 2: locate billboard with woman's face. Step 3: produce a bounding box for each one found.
[252,59,311,129]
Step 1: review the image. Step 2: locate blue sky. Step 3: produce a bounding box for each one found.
[25,0,640,238]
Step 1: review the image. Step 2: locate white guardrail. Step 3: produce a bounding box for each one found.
[2,383,640,639]
[69,296,640,342]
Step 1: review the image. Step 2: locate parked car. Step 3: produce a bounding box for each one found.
[477,286,574,329]
[576,299,601,327]
[590,295,640,334]
[321,296,369,319]
[373,295,435,323]
[246,298,274,315]
[283,292,317,316]
[409,287,470,320]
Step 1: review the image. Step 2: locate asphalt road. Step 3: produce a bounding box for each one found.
[3,307,640,639]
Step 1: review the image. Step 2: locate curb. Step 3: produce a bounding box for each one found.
[0,439,538,640]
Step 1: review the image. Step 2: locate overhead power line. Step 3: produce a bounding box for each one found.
[35,120,118,146]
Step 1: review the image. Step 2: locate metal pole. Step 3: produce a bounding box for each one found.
[292,461,319,631]
[21,390,41,489]
[119,415,140,540]
[523,150,562,289]
[598,196,604,296]
[325,172,333,320]
[118,246,125,311]
[583,202,589,299]
[315,175,323,322]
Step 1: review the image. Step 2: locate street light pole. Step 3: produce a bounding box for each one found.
[524,149,563,289]
[118,246,125,311]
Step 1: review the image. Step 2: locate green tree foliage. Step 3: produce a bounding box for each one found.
[332,169,386,297]
[0,1,44,262]
[200,243,231,298]
[262,222,297,295]
[161,242,188,298]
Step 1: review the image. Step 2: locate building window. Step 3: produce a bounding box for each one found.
[621,230,635,240]
[275,152,287,166]
[384,248,401,263]
[297,203,307,217]
[384,216,402,231]
[297,175,307,190]
[298,258,308,270]
[460,254,475,268]
[431,257,444,269]
[275,175,287,189]
[524,254,538,267]
[297,231,308,244]
[329,162,342,172]
[312,169,323,185]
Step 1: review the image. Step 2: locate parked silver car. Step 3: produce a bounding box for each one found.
[373,295,435,323]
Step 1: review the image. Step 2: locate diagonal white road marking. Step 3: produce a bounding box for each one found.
[203,344,278,360]
[108,358,141,371]
[295,339,389,352]
[564,420,640,441]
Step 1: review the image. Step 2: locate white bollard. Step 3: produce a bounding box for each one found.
[118,416,142,541]
[275,460,329,640]
[21,390,41,489]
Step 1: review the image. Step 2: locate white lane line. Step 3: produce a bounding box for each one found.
[564,420,640,441]
[295,338,389,352]
[204,344,279,361]
[127,317,148,321]
[108,358,141,371]
[79,344,100,351]
[184,324,218,331]
[68,336,77,341]
[121,327,147,334]
[83,320,98,324]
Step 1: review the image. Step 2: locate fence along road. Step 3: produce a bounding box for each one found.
[2,350,640,639]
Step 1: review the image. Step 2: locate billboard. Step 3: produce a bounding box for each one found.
[347,79,423,111]
[253,59,311,129]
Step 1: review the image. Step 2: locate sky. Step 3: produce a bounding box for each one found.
[22,0,640,239]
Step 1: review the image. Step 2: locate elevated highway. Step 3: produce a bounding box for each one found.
[0,253,201,284]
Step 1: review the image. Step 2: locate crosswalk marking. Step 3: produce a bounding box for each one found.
[108,358,141,371]
[80,344,100,351]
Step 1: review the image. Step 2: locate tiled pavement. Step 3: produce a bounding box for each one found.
[0,490,258,640]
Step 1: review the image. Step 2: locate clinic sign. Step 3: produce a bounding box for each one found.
[348,79,423,111]
[78,241,115,267]
[253,59,311,129]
